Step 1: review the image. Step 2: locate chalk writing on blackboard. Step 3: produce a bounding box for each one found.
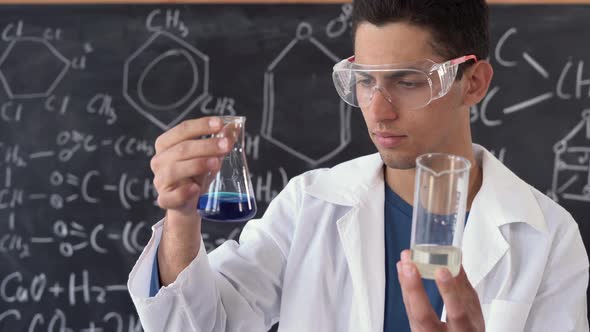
[124,10,209,130]
[0,37,70,99]
[262,22,351,166]
[473,27,559,127]
[325,4,352,39]
[549,109,590,203]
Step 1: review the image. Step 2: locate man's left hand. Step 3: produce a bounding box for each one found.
[397,250,485,331]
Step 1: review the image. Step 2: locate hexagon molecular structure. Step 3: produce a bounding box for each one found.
[549,109,590,203]
[124,31,209,130]
[0,37,70,99]
[262,23,351,167]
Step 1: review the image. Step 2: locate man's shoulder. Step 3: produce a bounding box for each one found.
[527,184,578,230]
[501,164,578,234]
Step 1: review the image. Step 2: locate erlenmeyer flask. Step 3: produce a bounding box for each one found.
[197,116,257,222]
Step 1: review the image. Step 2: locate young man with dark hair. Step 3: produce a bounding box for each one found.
[129,1,589,331]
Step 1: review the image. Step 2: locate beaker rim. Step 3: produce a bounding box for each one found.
[415,153,472,176]
[220,116,245,124]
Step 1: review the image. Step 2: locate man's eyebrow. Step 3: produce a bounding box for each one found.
[356,71,374,79]
[356,70,423,80]
[384,71,422,80]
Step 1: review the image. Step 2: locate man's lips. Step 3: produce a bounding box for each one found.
[373,132,407,148]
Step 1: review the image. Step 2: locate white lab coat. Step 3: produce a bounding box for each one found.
[128,144,589,332]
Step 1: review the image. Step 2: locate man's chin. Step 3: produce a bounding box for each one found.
[378,150,417,170]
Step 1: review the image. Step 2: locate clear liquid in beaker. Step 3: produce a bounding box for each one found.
[411,244,462,280]
[410,153,470,279]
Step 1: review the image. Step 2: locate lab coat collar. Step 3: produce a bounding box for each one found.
[472,144,548,233]
[332,158,386,331]
[305,144,548,234]
[305,153,384,207]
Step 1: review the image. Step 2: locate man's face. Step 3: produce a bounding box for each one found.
[354,22,467,169]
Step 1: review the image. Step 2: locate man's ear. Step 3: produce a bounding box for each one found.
[461,60,494,107]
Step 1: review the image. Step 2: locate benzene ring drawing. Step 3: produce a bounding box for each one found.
[124,31,209,130]
[0,37,70,99]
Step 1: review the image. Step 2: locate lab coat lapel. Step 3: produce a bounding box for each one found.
[443,145,550,321]
[442,203,509,322]
[336,180,386,332]
[461,193,509,288]
[440,146,510,321]
[462,145,547,288]
[461,147,511,288]
[305,153,387,331]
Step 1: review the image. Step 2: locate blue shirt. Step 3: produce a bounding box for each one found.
[383,185,444,331]
[149,251,160,297]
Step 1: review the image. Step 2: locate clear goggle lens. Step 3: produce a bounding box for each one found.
[332,55,476,110]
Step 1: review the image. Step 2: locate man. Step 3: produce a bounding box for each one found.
[128,0,589,331]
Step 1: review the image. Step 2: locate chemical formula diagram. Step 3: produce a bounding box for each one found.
[124,9,209,130]
[549,110,590,203]
[262,22,351,166]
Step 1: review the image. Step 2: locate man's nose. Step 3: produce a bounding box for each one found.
[366,86,399,119]
[370,86,393,105]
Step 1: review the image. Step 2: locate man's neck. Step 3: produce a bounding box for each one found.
[385,146,482,211]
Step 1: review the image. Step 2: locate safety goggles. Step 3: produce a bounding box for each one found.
[332,55,477,110]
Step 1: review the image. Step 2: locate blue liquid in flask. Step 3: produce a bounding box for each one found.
[198,192,257,222]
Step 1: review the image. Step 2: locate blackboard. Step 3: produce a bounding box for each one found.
[0,3,589,331]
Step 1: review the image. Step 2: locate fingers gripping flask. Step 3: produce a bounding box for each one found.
[197,116,257,222]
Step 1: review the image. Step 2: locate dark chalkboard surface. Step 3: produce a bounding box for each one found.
[0,4,589,331]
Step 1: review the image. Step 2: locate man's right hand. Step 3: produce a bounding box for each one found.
[150,117,232,286]
[151,116,231,214]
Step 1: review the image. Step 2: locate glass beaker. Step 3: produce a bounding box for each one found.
[197,116,257,222]
[410,153,471,279]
